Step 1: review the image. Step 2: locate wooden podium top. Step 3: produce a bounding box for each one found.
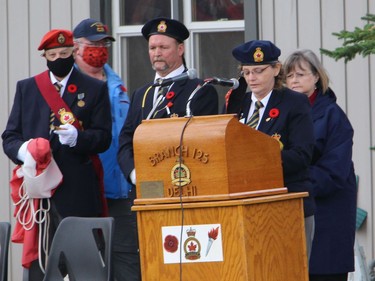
[133,192,308,211]
[133,114,286,204]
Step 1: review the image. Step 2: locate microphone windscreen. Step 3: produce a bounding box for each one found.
[230,78,240,90]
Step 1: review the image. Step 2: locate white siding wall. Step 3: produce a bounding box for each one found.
[258,0,374,265]
[0,1,90,279]
[0,0,374,280]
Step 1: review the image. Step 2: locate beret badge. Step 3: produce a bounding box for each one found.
[57,33,66,45]
[157,21,167,33]
[253,47,264,63]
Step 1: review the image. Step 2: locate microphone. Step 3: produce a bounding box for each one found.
[152,68,197,87]
[205,77,239,89]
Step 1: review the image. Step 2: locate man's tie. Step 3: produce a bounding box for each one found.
[246,100,264,128]
[152,86,169,118]
[157,86,168,99]
[50,82,62,131]
[54,82,62,94]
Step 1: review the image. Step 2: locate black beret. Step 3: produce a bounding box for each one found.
[232,40,281,65]
[141,17,189,42]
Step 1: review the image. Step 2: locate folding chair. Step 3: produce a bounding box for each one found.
[0,222,11,281]
[42,217,114,281]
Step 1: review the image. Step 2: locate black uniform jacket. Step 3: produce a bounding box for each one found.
[232,87,316,216]
[2,68,112,217]
[118,77,218,183]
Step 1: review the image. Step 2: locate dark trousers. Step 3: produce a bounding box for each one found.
[309,273,348,281]
[108,196,141,281]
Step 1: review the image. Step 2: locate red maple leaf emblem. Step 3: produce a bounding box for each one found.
[188,241,197,252]
[63,115,70,122]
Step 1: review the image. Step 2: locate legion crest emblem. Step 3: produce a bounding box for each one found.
[253,47,264,63]
[171,161,191,187]
[157,21,167,33]
[58,108,75,125]
[57,33,66,45]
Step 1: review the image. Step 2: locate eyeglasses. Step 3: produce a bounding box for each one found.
[75,41,112,48]
[286,72,313,80]
[241,65,271,77]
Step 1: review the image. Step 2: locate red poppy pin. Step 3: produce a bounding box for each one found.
[166,91,175,100]
[120,85,127,92]
[167,101,173,108]
[67,84,77,94]
[266,108,279,122]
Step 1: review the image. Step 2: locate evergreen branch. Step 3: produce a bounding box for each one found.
[320,13,375,62]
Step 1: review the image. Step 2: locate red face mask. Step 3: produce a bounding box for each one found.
[82,47,108,68]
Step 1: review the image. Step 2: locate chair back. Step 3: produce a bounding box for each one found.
[43,217,114,281]
[0,222,11,281]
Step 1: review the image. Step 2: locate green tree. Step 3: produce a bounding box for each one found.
[320,13,375,62]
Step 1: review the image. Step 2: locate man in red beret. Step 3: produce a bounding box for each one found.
[2,29,112,280]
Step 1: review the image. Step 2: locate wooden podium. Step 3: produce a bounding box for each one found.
[132,115,308,281]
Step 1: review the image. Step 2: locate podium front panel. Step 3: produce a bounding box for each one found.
[133,193,308,281]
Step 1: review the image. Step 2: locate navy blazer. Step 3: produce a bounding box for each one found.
[118,77,218,183]
[238,87,316,216]
[2,68,112,217]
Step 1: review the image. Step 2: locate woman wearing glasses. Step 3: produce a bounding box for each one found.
[226,40,316,260]
[284,49,356,281]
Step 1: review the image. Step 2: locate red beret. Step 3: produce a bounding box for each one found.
[38,29,74,51]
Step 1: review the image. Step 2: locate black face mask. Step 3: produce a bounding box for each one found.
[47,55,74,77]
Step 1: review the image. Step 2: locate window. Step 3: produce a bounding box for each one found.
[191,0,244,21]
[119,0,171,25]
[113,0,246,109]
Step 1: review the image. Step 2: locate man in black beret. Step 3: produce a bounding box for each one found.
[117,17,218,280]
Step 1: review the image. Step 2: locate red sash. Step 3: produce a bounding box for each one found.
[34,70,108,217]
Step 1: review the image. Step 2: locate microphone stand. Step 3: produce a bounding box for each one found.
[185,81,210,117]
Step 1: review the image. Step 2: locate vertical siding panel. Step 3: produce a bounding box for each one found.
[344,0,373,261]
[8,0,30,84]
[296,0,321,54]
[273,0,297,61]
[0,0,11,269]
[4,0,30,280]
[321,0,346,109]
[50,0,72,29]
[5,2,31,280]
[72,0,90,27]
[29,0,51,75]
[259,0,276,40]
